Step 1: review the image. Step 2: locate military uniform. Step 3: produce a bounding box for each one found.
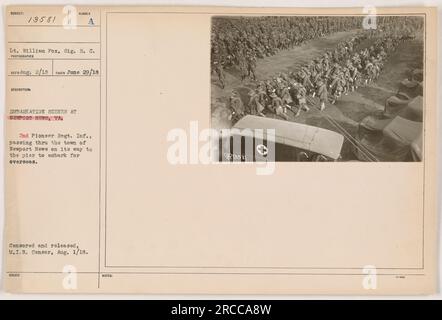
[229,91,245,121]
[213,61,225,89]
[317,81,328,111]
[248,90,265,116]
[295,84,310,116]
[270,93,289,120]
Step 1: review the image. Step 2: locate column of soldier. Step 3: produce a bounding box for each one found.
[211,16,363,87]
[227,27,415,123]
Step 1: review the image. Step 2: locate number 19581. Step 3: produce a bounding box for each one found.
[27,16,56,24]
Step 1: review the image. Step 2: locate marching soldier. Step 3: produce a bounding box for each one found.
[269,92,289,120]
[289,81,300,105]
[257,87,268,107]
[349,65,360,90]
[317,79,328,111]
[229,90,245,122]
[213,60,225,89]
[246,53,257,81]
[238,54,248,82]
[248,89,265,117]
[295,83,310,117]
[280,84,293,112]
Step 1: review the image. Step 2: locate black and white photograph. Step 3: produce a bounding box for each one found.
[211,16,424,162]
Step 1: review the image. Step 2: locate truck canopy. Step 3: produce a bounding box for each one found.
[232,115,345,160]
